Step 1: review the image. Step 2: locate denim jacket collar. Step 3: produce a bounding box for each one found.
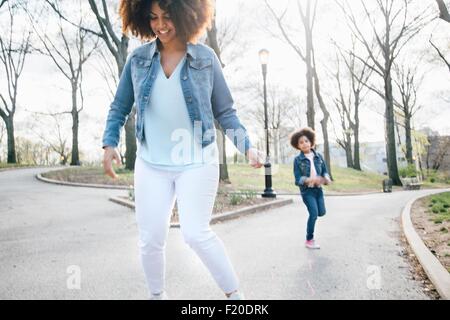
[298,148,318,161]
[148,38,198,60]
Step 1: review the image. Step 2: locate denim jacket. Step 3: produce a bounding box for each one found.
[293,149,330,191]
[102,39,252,153]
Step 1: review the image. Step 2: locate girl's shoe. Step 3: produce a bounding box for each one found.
[227,291,245,300]
[305,240,320,249]
[149,291,169,300]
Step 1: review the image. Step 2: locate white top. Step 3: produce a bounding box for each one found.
[137,56,218,170]
[305,152,317,178]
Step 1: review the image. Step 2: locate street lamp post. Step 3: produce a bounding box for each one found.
[259,49,276,198]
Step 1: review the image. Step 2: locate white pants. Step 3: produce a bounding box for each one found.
[134,156,239,295]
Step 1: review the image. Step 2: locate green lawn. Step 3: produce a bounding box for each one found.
[41,163,395,194]
[227,164,387,193]
[0,163,37,169]
[427,192,450,224]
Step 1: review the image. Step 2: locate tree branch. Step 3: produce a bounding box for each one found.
[436,0,450,22]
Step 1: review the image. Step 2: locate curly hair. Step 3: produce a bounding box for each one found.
[119,0,214,43]
[290,127,316,150]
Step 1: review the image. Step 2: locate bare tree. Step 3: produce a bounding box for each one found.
[264,0,332,174]
[45,0,136,170]
[332,40,373,170]
[27,0,98,166]
[426,135,450,171]
[337,0,431,185]
[205,1,252,182]
[436,0,450,22]
[393,62,423,164]
[27,111,71,165]
[332,57,354,168]
[264,0,316,129]
[0,1,32,164]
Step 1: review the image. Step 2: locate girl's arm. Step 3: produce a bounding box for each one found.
[294,158,309,186]
[102,55,135,149]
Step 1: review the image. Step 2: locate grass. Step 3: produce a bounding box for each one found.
[0,163,37,169]
[228,164,389,193]
[426,192,450,224]
[40,162,394,194]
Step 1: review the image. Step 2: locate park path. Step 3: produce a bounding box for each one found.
[0,167,432,299]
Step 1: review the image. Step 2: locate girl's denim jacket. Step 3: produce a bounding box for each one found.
[293,149,331,192]
[102,39,252,153]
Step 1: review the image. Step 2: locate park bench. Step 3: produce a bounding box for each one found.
[401,177,422,190]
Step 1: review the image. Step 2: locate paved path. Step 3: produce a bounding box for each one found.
[0,167,435,299]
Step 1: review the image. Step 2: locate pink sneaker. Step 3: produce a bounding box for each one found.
[305,240,320,249]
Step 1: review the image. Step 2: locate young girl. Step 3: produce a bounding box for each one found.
[291,127,331,249]
[102,0,263,300]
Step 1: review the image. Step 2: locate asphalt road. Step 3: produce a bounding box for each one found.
[0,167,433,299]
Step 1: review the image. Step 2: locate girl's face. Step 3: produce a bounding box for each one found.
[150,2,178,44]
[298,136,312,153]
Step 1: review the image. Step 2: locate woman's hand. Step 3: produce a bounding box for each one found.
[246,147,265,169]
[103,146,122,179]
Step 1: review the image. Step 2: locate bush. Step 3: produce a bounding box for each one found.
[230,194,244,206]
[399,164,418,178]
[430,178,436,183]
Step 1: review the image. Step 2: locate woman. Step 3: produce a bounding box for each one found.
[102,0,263,300]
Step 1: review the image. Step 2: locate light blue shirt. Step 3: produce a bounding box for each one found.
[137,56,218,170]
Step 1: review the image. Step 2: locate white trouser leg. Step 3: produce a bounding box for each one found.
[134,157,175,295]
[175,163,239,294]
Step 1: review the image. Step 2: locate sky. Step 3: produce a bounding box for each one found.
[1,0,449,163]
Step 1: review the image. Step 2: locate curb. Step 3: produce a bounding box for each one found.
[36,173,132,190]
[401,188,450,300]
[109,196,294,228]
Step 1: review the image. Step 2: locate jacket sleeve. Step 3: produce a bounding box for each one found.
[294,157,308,186]
[101,55,135,149]
[211,50,252,154]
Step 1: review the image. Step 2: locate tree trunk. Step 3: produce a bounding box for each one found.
[217,122,230,183]
[384,73,401,185]
[404,115,413,165]
[206,13,230,182]
[353,93,361,170]
[5,116,16,163]
[305,31,315,129]
[345,136,354,168]
[312,65,332,178]
[113,36,136,171]
[70,83,80,166]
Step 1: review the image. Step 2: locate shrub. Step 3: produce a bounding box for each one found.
[434,218,443,224]
[230,193,244,206]
[399,164,418,178]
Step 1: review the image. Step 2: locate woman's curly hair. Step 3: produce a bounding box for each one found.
[290,127,316,150]
[119,0,214,43]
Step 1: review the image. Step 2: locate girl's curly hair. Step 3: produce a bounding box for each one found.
[290,127,316,150]
[119,0,214,43]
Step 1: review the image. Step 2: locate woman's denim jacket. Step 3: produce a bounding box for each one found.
[293,149,330,192]
[102,39,252,153]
